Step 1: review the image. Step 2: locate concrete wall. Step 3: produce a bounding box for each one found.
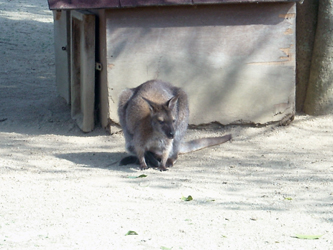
[104,3,296,126]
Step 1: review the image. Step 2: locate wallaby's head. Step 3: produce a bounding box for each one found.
[143,96,178,139]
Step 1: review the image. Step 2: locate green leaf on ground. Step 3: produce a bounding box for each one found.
[284,197,293,200]
[181,195,193,201]
[125,231,138,236]
[294,234,323,240]
[128,174,147,179]
[160,246,173,250]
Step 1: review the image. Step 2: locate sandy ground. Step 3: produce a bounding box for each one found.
[0,0,332,249]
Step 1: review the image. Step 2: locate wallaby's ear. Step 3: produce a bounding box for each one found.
[166,96,179,110]
[142,97,160,113]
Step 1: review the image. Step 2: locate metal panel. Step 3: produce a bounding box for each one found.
[105,3,296,125]
[70,10,96,132]
[53,10,70,103]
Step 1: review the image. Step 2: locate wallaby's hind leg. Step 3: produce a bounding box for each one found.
[173,88,189,139]
[118,88,135,153]
[118,88,133,126]
[165,87,188,168]
[166,138,181,167]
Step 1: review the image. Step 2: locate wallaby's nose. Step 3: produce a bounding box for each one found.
[167,130,174,139]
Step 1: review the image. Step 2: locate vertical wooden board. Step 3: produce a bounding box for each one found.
[106,3,295,125]
[53,10,70,103]
[70,10,96,132]
[92,10,110,130]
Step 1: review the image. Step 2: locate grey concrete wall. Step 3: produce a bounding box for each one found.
[104,3,296,125]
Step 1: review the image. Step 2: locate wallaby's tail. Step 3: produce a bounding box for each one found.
[179,134,232,154]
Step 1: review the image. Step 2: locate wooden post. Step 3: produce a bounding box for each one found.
[70,10,96,132]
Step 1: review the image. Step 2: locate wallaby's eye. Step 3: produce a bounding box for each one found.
[172,119,176,123]
[158,119,164,125]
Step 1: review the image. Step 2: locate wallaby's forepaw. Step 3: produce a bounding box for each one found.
[159,166,168,171]
[140,164,149,170]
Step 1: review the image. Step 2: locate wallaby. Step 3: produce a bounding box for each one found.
[118,80,232,171]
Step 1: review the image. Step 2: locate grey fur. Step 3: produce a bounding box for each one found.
[118,80,231,170]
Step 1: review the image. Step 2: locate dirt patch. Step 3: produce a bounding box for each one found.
[0,1,332,249]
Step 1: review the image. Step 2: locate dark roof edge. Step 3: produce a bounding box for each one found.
[48,0,301,10]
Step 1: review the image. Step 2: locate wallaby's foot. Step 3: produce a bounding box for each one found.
[140,164,149,170]
[159,165,168,171]
[166,158,177,168]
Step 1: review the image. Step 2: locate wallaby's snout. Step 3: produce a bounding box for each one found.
[158,119,175,139]
[165,126,175,139]
[143,96,177,140]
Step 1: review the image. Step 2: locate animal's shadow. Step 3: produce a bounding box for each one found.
[56,152,137,172]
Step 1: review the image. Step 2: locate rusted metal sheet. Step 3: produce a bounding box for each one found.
[48,0,299,10]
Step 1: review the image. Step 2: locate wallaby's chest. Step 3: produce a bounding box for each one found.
[145,135,173,156]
